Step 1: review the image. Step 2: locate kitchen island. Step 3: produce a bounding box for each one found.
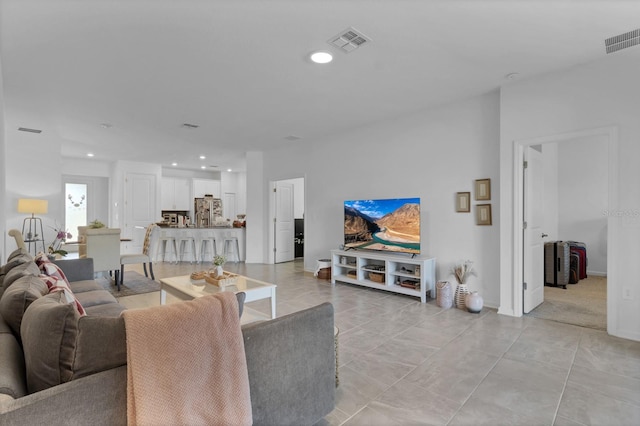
[154,226,246,263]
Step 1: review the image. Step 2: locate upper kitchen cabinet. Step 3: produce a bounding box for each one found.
[193,178,221,199]
[161,177,191,210]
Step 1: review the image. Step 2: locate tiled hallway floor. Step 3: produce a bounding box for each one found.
[118,260,640,426]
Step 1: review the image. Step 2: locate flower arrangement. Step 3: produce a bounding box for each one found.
[48,224,72,257]
[213,255,226,266]
[451,260,477,284]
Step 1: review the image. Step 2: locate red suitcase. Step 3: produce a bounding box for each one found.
[568,241,587,280]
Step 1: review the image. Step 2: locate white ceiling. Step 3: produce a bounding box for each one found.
[2,0,639,172]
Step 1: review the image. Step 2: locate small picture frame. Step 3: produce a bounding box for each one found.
[476,204,492,226]
[475,178,491,201]
[456,192,470,212]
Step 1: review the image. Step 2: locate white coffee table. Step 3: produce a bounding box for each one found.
[160,274,277,319]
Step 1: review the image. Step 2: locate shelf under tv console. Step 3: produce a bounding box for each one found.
[330,249,436,303]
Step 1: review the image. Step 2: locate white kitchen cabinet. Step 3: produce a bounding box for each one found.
[192,178,221,199]
[161,177,191,210]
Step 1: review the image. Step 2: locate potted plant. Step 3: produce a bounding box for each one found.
[213,255,226,277]
[48,224,72,259]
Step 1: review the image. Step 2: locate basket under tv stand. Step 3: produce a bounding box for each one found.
[330,249,436,303]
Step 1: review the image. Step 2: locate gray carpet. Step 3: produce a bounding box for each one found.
[527,276,607,330]
[96,270,160,298]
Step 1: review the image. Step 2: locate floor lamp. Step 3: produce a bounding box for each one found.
[18,198,48,255]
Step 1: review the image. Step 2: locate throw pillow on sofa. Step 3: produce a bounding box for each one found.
[35,253,70,285]
[39,274,86,316]
[0,275,49,338]
[2,262,41,292]
[21,292,127,393]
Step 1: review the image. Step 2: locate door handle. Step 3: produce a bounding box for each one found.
[541,233,548,238]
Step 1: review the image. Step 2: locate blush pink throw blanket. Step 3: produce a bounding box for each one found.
[122,292,252,426]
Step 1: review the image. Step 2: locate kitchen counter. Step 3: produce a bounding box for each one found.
[154,226,246,262]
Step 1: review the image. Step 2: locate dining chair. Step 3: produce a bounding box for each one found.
[119,224,157,290]
[83,228,122,286]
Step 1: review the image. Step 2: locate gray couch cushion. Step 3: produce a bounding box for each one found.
[74,290,118,308]
[242,302,335,426]
[0,250,32,295]
[2,262,40,292]
[0,275,49,338]
[0,316,27,399]
[21,292,81,393]
[21,292,127,393]
[68,279,104,294]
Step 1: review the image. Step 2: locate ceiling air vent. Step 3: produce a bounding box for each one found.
[18,127,42,133]
[605,28,640,54]
[329,27,371,53]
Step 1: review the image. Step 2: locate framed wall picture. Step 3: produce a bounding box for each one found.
[475,178,491,200]
[476,204,492,225]
[456,192,471,212]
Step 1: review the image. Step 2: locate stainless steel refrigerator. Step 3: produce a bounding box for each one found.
[194,196,223,227]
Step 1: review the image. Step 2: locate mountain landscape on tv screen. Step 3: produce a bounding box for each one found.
[344,198,420,254]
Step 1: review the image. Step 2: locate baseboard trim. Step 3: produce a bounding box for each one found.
[587,270,607,277]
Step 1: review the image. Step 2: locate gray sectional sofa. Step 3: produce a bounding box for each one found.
[0,249,335,425]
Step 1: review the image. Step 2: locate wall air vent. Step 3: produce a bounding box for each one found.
[18,127,42,133]
[605,28,640,54]
[329,27,371,53]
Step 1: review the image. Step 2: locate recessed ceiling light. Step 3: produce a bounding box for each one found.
[227,168,232,172]
[87,153,95,157]
[200,166,206,170]
[199,155,206,160]
[310,51,333,64]
[171,162,178,166]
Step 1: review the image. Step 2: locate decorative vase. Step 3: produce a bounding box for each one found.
[215,265,224,277]
[455,283,470,310]
[465,291,483,313]
[436,281,453,309]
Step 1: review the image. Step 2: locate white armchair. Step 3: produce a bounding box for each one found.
[82,228,122,285]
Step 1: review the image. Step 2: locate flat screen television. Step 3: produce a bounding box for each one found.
[344,197,420,254]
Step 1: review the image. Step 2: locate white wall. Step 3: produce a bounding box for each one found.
[4,127,65,254]
[557,135,608,275]
[0,48,6,260]
[255,92,502,307]
[500,49,640,340]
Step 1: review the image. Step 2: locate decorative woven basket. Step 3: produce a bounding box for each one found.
[368,272,385,283]
[204,271,238,288]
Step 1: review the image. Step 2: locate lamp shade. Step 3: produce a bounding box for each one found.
[17,199,48,214]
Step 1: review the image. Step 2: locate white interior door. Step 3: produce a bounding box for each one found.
[274,182,294,263]
[124,173,157,255]
[523,146,546,313]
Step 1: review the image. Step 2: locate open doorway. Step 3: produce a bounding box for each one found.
[513,126,618,334]
[524,137,609,330]
[269,177,305,264]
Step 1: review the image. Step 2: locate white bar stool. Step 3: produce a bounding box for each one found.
[157,229,178,263]
[222,231,241,263]
[176,229,197,263]
[199,230,218,263]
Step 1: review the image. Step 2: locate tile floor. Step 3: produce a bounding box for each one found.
[118,260,640,426]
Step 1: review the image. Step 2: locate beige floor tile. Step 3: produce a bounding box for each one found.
[557,383,640,425]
